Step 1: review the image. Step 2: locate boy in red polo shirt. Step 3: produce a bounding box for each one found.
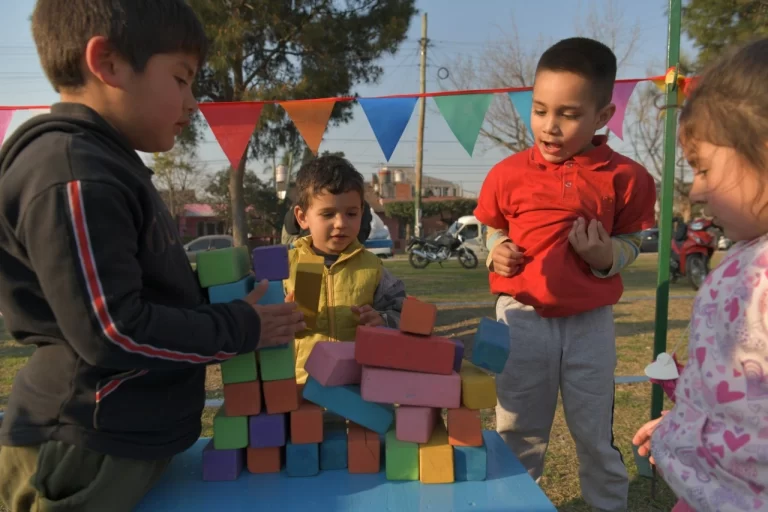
[474,38,656,512]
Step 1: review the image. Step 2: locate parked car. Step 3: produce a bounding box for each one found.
[184,235,234,264]
[640,228,659,253]
[363,208,394,258]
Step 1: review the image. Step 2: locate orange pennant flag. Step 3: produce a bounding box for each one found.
[280,100,336,155]
[199,102,264,170]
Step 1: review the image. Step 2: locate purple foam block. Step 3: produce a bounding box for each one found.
[252,245,290,282]
[452,339,465,372]
[249,412,287,448]
[202,439,244,481]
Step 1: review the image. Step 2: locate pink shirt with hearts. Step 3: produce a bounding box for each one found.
[652,235,768,512]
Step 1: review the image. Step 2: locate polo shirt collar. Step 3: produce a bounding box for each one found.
[530,135,614,171]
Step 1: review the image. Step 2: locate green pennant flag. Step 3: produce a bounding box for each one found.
[433,94,493,156]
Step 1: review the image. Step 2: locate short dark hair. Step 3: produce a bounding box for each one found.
[295,156,365,210]
[536,37,617,108]
[32,0,208,92]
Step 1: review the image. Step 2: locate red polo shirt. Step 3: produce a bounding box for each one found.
[474,136,656,317]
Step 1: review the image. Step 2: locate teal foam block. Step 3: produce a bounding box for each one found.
[286,441,319,477]
[454,442,487,481]
[208,275,255,304]
[302,377,394,435]
[256,280,286,306]
[471,317,510,373]
[320,430,348,470]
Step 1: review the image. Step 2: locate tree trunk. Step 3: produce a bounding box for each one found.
[230,159,248,247]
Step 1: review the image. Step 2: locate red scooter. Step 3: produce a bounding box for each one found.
[670,217,717,290]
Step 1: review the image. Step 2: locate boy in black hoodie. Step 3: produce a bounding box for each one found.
[0,1,305,510]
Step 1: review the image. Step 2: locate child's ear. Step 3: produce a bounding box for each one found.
[294,205,310,230]
[595,103,616,131]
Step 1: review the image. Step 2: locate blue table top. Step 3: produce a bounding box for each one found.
[136,431,556,512]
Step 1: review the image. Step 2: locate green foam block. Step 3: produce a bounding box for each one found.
[259,340,296,381]
[197,246,251,288]
[221,353,258,384]
[213,408,248,449]
[385,429,419,481]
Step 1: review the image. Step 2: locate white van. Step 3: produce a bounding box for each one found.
[446,215,488,260]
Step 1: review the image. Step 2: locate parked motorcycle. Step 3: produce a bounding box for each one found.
[670,218,716,290]
[407,231,479,269]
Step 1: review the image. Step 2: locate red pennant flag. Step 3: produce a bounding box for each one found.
[0,110,15,144]
[279,100,336,155]
[199,103,264,170]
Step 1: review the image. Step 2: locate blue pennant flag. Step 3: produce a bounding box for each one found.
[359,97,417,161]
[508,91,533,139]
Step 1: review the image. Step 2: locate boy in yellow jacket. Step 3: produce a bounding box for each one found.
[284,155,406,383]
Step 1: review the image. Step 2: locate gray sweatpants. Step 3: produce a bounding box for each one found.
[495,295,628,512]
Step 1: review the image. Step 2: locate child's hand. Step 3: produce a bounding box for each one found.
[285,291,294,303]
[490,241,524,277]
[632,411,668,465]
[245,280,305,348]
[568,217,613,271]
[351,305,384,327]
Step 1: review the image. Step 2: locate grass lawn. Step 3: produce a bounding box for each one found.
[0,252,723,511]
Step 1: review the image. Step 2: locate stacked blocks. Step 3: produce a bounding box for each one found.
[348,424,381,474]
[454,443,487,481]
[355,326,455,375]
[399,297,438,336]
[302,377,393,435]
[396,406,439,443]
[361,366,460,408]
[304,342,361,386]
[460,360,497,409]
[385,429,419,481]
[447,408,483,447]
[294,254,324,329]
[286,442,320,477]
[472,317,510,373]
[419,421,454,484]
[199,244,293,480]
[321,428,348,470]
[291,402,323,444]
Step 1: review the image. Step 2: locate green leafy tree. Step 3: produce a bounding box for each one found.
[683,0,768,68]
[188,0,417,246]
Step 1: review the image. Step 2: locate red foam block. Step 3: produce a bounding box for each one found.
[354,326,455,375]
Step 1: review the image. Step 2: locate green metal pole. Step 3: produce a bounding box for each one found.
[651,0,682,420]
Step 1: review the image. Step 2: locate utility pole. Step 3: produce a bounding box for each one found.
[413,13,427,238]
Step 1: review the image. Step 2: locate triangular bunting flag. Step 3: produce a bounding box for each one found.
[199,103,264,170]
[606,81,638,140]
[508,91,533,139]
[433,94,493,156]
[280,100,336,155]
[0,110,15,145]
[359,97,416,161]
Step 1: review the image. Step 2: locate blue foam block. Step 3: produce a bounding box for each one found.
[208,275,255,304]
[471,317,510,373]
[252,245,290,282]
[256,280,286,306]
[320,430,348,470]
[452,339,465,372]
[302,377,394,435]
[454,443,487,481]
[286,441,319,477]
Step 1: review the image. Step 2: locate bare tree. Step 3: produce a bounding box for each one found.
[444,0,641,154]
[152,147,203,220]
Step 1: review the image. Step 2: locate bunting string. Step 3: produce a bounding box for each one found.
[0,70,696,164]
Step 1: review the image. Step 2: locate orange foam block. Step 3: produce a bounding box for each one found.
[447,407,483,447]
[399,297,437,336]
[223,380,262,417]
[355,326,455,375]
[246,446,282,474]
[396,406,439,443]
[361,366,460,408]
[263,378,300,414]
[348,425,380,474]
[304,341,362,386]
[290,402,323,444]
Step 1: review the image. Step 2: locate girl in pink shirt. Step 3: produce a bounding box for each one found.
[633,37,768,511]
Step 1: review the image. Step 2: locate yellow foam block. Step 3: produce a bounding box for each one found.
[418,421,454,484]
[460,361,497,409]
[295,254,324,329]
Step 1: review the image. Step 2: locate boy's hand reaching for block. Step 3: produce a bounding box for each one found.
[246,280,306,348]
[490,241,524,277]
[568,217,613,271]
[351,305,384,327]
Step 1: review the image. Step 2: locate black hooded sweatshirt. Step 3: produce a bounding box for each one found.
[0,103,262,460]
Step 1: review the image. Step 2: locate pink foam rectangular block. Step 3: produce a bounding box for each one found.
[396,406,440,443]
[360,367,460,408]
[304,342,362,387]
